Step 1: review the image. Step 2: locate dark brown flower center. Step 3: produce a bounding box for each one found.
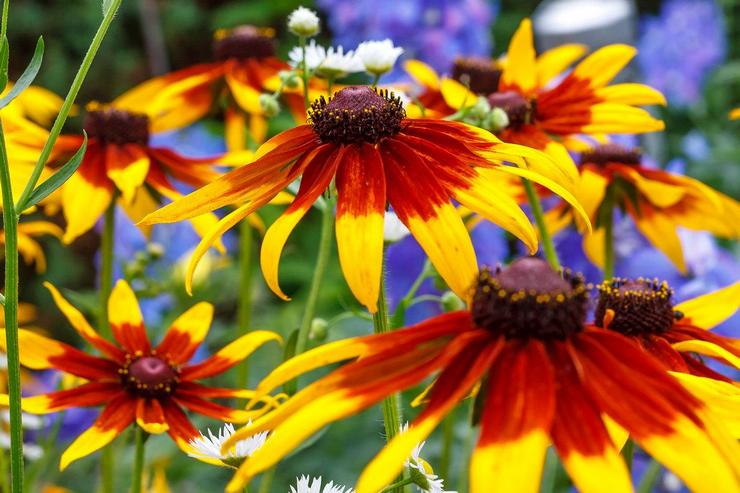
[471,257,588,339]
[122,356,179,397]
[84,107,150,145]
[451,57,502,95]
[309,86,405,145]
[212,25,276,61]
[580,144,642,167]
[595,278,678,335]
[487,91,536,128]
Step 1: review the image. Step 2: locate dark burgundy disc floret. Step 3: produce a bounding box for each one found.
[471,257,588,340]
[213,25,276,61]
[309,86,405,145]
[83,107,150,146]
[122,356,179,397]
[451,57,502,95]
[487,91,535,128]
[595,278,677,335]
[580,144,642,167]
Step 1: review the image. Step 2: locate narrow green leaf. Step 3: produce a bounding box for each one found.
[20,133,87,211]
[0,36,43,109]
[0,36,9,90]
[102,0,115,15]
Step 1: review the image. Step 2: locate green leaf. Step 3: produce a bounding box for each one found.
[20,133,87,211]
[0,36,44,109]
[0,36,9,90]
[281,328,300,395]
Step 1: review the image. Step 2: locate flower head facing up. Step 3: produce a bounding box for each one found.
[213,25,277,61]
[83,104,150,146]
[309,87,405,144]
[356,39,404,77]
[142,85,588,312]
[287,6,320,37]
[188,422,268,468]
[451,57,502,96]
[220,258,740,493]
[0,280,281,470]
[595,278,676,335]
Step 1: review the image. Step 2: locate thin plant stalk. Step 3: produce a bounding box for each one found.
[0,121,25,492]
[294,200,334,356]
[438,409,455,481]
[602,186,616,280]
[522,178,561,270]
[131,428,148,493]
[0,438,9,493]
[236,219,254,389]
[299,36,309,109]
[637,460,662,493]
[257,466,276,493]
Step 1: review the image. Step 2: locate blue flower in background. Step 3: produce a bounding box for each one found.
[637,0,726,107]
[317,0,497,78]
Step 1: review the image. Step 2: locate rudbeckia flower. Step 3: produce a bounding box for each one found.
[0,280,281,470]
[52,97,233,244]
[142,86,587,311]
[594,278,740,434]
[547,144,740,273]
[122,25,299,148]
[406,18,665,158]
[222,258,740,493]
[0,220,63,272]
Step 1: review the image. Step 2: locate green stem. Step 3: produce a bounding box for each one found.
[326,76,334,97]
[130,428,147,493]
[622,439,634,471]
[373,275,406,493]
[98,200,115,493]
[0,121,25,493]
[294,200,334,356]
[0,447,9,493]
[371,73,381,88]
[236,219,254,389]
[522,179,561,270]
[299,36,309,110]
[637,460,662,493]
[257,466,276,493]
[380,478,415,492]
[438,409,455,482]
[1,0,8,41]
[602,185,616,281]
[14,0,123,212]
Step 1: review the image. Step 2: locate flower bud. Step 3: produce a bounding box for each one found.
[287,6,320,37]
[278,70,300,89]
[309,318,329,342]
[441,291,465,312]
[259,94,281,117]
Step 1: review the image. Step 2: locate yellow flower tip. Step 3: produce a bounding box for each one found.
[136,419,169,435]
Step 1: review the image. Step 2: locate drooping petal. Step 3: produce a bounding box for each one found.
[62,146,114,243]
[671,340,740,370]
[260,146,341,301]
[21,381,122,414]
[155,302,213,365]
[594,83,666,106]
[105,144,151,205]
[470,340,555,493]
[136,398,169,434]
[335,144,386,312]
[356,338,502,493]
[671,373,740,438]
[403,59,440,90]
[674,282,740,330]
[44,282,125,362]
[60,392,136,470]
[108,280,151,355]
[500,18,537,94]
[0,328,119,380]
[627,202,686,273]
[160,398,199,450]
[224,61,263,115]
[181,330,282,381]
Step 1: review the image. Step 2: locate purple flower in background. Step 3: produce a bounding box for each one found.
[317,0,497,78]
[637,0,726,106]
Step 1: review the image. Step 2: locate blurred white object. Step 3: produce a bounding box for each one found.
[356,39,404,77]
[288,6,320,37]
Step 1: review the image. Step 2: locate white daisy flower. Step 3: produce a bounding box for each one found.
[356,39,404,77]
[287,6,320,37]
[290,475,354,493]
[401,424,457,493]
[188,422,268,467]
[289,41,363,79]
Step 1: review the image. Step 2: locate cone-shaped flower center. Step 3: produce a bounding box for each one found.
[471,257,588,339]
[451,57,502,95]
[487,91,535,128]
[309,86,405,145]
[580,144,642,167]
[213,25,276,61]
[595,278,678,335]
[123,356,179,397]
[84,107,150,146]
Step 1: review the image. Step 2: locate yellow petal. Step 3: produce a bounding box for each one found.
[403,59,440,90]
[595,83,667,106]
[674,282,740,329]
[672,340,740,370]
[440,78,476,110]
[535,44,587,87]
[572,44,636,88]
[501,18,537,94]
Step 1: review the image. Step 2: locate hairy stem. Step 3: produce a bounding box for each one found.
[523,179,561,270]
[236,219,254,389]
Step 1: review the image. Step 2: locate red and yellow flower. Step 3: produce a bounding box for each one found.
[0,280,281,470]
[547,144,740,273]
[221,257,740,493]
[141,86,588,311]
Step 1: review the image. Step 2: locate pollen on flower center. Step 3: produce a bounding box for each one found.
[213,25,276,61]
[580,144,642,167]
[451,57,502,95]
[471,257,588,339]
[122,355,179,397]
[83,106,150,146]
[595,278,678,335]
[487,91,536,128]
[309,86,405,145]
